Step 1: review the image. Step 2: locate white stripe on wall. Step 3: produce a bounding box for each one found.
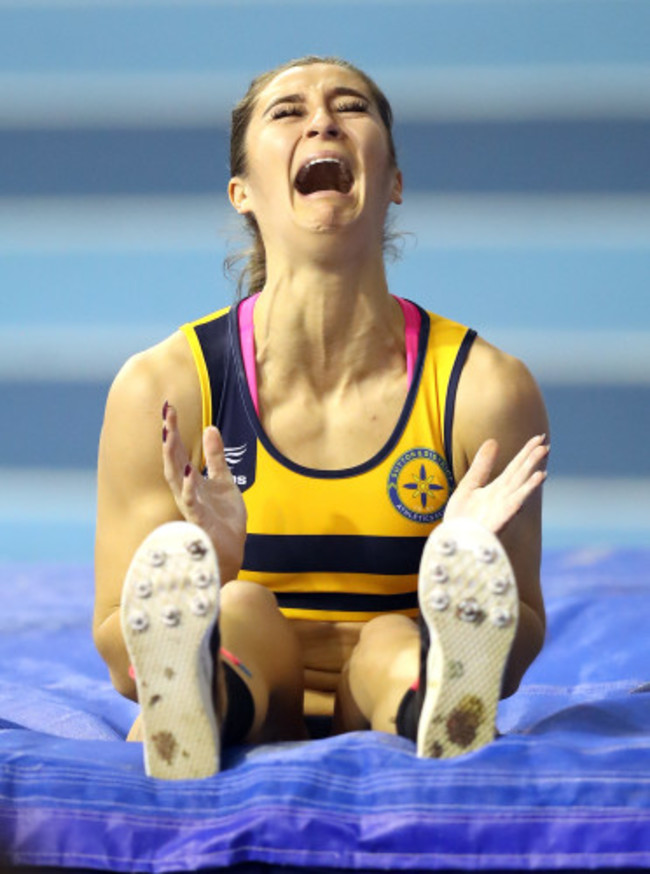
[399,194,650,250]
[1,65,649,127]
[0,195,233,252]
[2,194,650,252]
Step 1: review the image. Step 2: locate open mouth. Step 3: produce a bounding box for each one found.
[294,157,354,195]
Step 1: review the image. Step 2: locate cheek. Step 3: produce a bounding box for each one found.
[247,136,292,196]
[360,126,395,175]
[365,148,398,197]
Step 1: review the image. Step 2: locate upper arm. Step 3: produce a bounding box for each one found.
[452,337,549,630]
[93,332,202,696]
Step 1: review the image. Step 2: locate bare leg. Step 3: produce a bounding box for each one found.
[334,518,519,759]
[127,580,307,747]
[218,580,307,744]
[332,614,419,735]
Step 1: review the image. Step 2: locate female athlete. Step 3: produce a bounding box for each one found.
[93,56,549,779]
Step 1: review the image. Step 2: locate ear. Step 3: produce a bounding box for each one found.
[228,176,252,214]
[391,168,403,206]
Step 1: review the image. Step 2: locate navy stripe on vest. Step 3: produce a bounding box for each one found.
[193,311,232,425]
[242,534,429,576]
[275,590,418,613]
[443,328,477,484]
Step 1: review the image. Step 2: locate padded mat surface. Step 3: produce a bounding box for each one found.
[1,549,649,871]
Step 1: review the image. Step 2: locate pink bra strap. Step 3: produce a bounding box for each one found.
[394,296,421,386]
[238,293,421,415]
[238,292,261,414]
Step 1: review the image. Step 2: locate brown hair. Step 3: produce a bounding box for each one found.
[224,55,401,298]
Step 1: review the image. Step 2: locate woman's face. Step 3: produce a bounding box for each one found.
[228,63,402,254]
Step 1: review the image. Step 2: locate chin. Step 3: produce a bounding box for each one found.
[309,218,361,241]
[300,198,361,231]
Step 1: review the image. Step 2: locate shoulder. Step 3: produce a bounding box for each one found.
[453,336,549,476]
[465,336,542,408]
[108,330,195,406]
[103,330,202,458]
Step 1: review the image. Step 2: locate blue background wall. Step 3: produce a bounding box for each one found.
[1,0,649,560]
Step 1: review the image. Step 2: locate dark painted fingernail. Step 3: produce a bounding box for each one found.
[162,400,169,420]
[162,426,168,443]
[184,463,192,477]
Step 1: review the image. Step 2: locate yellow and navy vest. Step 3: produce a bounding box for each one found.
[181,301,475,622]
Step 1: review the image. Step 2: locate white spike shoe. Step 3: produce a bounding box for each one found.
[417,518,518,758]
[121,521,221,779]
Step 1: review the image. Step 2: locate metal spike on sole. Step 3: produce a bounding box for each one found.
[416,518,518,758]
[121,521,221,779]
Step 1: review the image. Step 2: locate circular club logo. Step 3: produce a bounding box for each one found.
[387,448,453,523]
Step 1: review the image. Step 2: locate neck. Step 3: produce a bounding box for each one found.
[253,253,404,395]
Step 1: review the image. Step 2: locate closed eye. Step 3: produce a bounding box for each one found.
[269,100,369,120]
[269,105,305,120]
[336,99,369,113]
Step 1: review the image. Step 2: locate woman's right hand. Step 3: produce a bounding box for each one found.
[444,434,549,536]
[162,402,247,583]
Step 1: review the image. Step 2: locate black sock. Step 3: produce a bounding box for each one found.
[396,686,419,740]
[221,662,255,746]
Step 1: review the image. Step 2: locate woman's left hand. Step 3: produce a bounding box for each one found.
[444,434,549,535]
[162,402,248,582]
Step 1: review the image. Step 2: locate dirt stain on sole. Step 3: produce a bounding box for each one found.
[152,731,178,765]
[446,695,486,748]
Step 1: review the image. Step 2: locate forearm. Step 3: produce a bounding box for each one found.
[213,534,246,585]
[501,598,545,698]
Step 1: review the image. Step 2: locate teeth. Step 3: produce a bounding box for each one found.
[295,156,353,195]
[306,157,342,169]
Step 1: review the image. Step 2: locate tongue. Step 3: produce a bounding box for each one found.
[296,161,352,195]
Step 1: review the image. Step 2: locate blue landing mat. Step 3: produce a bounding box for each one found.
[1,549,649,872]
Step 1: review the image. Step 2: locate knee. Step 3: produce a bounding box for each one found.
[348,616,396,676]
[221,580,279,617]
[357,614,413,650]
[350,614,419,684]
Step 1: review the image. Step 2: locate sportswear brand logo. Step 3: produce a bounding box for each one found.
[224,444,249,488]
[224,444,247,468]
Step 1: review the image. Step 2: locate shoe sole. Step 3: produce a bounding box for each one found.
[417,518,518,758]
[121,521,221,779]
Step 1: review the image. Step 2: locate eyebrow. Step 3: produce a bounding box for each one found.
[262,86,371,117]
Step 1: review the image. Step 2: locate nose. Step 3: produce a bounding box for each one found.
[306,105,340,139]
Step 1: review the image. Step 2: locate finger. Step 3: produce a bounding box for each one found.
[162,402,191,492]
[461,439,499,491]
[519,433,548,468]
[180,461,200,519]
[504,434,547,476]
[507,468,548,520]
[501,436,550,490]
[523,440,550,479]
[203,426,232,481]
[487,468,548,534]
